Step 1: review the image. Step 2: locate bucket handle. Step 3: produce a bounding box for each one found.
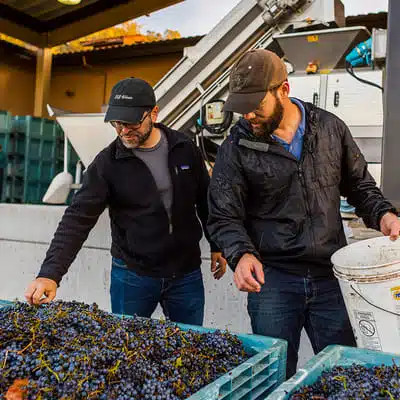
[350,284,400,317]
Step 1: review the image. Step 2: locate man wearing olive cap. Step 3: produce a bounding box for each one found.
[25,77,227,325]
[208,49,400,377]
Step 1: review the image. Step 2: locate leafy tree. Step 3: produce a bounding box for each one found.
[0,20,181,54]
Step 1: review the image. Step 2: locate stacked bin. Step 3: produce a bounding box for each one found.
[0,111,12,202]
[2,114,79,204]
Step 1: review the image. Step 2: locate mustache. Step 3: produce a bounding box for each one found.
[248,118,263,125]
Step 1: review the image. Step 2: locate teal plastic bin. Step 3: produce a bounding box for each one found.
[0,111,12,134]
[0,301,287,399]
[0,115,80,204]
[12,116,59,140]
[177,323,287,400]
[266,345,400,399]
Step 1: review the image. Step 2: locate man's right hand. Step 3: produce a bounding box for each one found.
[234,253,265,292]
[24,278,57,305]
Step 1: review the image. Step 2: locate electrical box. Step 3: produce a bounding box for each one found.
[372,29,387,61]
[205,101,225,125]
[325,70,383,127]
[289,75,321,106]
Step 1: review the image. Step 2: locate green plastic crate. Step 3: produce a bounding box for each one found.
[22,160,56,182]
[0,111,12,133]
[3,179,23,203]
[4,116,64,204]
[266,345,400,399]
[12,116,58,140]
[4,132,26,156]
[0,301,287,399]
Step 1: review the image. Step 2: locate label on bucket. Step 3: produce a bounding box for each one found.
[354,311,382,351]
[391,286,400,301]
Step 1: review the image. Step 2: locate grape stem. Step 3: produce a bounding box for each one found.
[2,350,8,369]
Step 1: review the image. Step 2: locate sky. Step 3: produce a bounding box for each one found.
[136,0,388,37]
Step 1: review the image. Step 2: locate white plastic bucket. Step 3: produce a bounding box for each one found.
[331,236,400,354]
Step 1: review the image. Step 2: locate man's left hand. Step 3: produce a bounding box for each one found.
[211,252,227,280]
[380,212,400,241]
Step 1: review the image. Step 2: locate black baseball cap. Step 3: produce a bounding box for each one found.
[224,49,288,114]
[104,77,156,124]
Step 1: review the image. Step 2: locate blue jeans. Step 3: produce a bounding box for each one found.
[247,267,356,378]
[110,258,205,325]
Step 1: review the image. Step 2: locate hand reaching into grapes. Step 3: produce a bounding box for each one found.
[24,278,57,305]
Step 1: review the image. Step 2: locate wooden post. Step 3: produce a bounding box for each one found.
[34,48,52,117]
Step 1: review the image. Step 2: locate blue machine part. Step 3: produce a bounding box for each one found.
[340,199,355,214]
[345,37,372,67]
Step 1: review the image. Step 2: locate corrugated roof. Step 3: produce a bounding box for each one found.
[0,38,36,65]
[53,36,204,66]
[346,12,387,31]
[55,35,203,55]
[0,0,184,48]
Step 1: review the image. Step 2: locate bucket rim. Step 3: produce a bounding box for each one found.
[333,266,400,282]
[331,236,400,270]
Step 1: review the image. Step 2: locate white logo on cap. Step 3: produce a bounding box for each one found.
[114,95,133,100]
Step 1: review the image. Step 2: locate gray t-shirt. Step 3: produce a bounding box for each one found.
[132,130,173,218]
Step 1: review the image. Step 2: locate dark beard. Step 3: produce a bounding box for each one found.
[137,119,153,146]
[253,98,284,139]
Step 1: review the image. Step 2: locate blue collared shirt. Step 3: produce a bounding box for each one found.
[271,97,305,161]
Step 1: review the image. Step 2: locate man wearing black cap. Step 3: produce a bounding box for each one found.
[207,49,400,377]
[25,77,227,325]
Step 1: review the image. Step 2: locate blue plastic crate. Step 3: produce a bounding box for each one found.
[0,300,12,308]
[0,301,287,399]
[177,323,287,400]
[266,345,400,399]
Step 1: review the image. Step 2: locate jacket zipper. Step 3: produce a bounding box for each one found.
[299,122,317,260]
[166,143,182,236]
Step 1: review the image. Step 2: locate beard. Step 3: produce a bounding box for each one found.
[252,97,284,139]
[121,120,153,149]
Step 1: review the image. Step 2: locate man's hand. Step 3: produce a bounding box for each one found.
[380,212,400,241]
[234,253,264,292]
[211,252,227,280]
[24,278,57,305]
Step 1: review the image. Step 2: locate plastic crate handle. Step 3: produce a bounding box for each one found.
[290,369,308,385]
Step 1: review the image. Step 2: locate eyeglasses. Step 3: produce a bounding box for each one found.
[110,110,151,131]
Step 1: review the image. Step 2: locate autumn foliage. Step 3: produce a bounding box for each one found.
[0,21,181,54]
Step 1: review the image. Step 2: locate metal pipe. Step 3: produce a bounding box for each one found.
[75,160,82,185]
[63,134,69,172]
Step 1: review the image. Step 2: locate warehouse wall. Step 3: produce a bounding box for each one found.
[0,52,181,115]
[49,53,181,113]
[0,57,35,116]
[0,204,314,366]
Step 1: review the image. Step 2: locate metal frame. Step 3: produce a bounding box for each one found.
[272,25,369,39]
[156,0,318,130]
[381,0,400,208]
